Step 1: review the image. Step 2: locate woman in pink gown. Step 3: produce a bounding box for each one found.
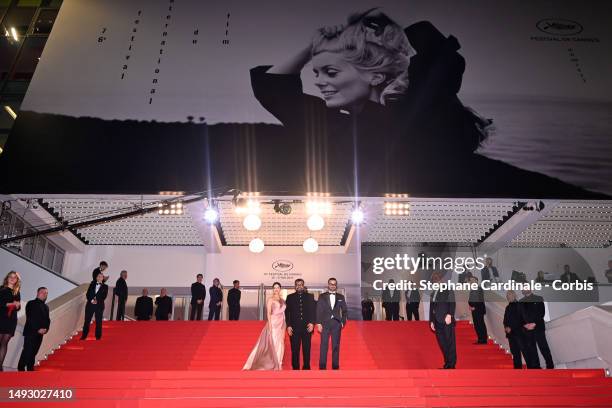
[243,282,286,370]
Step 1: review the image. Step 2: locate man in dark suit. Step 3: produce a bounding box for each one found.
[503,290,527,369]
[382,279,400,320]
[135,288,153,320]
[560,264,580,283]
[81,272,108,340]
[113,270,128,321]
[227,280,241,321]
[18,287,50,371]
[208,278,223,321]
[468,276,488,344]
[361,297,374,321]
[480,257,499,282]
[429,272,456,369]
[155,288,173,321]
[285,279,315,370]
[520,289,554,369]
[405,284,421,321]
[91,260,109,283]
[190,274,206,321]
[316,277,348,370]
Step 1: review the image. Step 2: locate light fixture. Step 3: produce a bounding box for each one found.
[243,213,262,231]
[384,202,410,216]
[204,208,218,223]
[307,214,324,231]
[158,201,183,215]
[4,105,17,120]
[273,200,292,215]
[10,27,18,42]
[249,238,265,253]
[303,237,319,253]
[351,209,364,224]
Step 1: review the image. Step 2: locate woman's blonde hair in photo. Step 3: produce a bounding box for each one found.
[311,8,412,104]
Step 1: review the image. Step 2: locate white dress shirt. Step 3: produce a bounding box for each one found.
[329,292,336,309]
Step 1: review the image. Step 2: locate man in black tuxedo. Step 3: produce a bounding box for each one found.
[227,280,241,321]
[429,272,456,369]
[405,283,421,321]
[285,279,315,370]
[190,274,206,320]
[135,288,153,320]
[382,279,400,320]
[18,287,50,371]
[468,276,488,344]
[480,257,499,282]
[503,290,527,369]
[520,289,554,369]
[81,272,108,340]
[208,278,223,321]
[316,277,347,370]
[113,270,128,321]
[155,288,173,321]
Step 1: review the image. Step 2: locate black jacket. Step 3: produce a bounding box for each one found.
[209,286,222,306]
[468,287,486,315]
[114,277,128,301]
[382,288,400,304]
[23,298,50,337]
[86,282,108,309]
[503,301,523,338]
[520,293,546,332]
[429,289,456,324]
[480,266,499,281]
[361,299,374,316]
[227,288,241,307]
[135,296,153,320]
[285,291,315,328]
[155,296,173,320]
[560,271,580,283]
[316,292,347,326]
[190,282,206,305]
[405,289,421,303]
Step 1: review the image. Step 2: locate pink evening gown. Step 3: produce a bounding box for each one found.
[243,298,286,370]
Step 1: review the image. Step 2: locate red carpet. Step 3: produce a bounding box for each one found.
[38,321,512,370]
[2,321,610,407]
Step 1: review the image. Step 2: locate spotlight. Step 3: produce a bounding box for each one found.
[351,209,364,224]
[307,214,324,231]
[204,208,218,223]
[303,237,319,253]
[273,200,292,215]
[249,238,265,253]
[243,214,262,231]
[384,202,410,216]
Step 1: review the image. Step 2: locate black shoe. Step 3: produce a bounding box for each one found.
[445,366,456,369]
[319,367,326,370]
[332,367,339,370]
[302,367,311,370]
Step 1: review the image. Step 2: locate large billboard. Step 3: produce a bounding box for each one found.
[1,0,611,197]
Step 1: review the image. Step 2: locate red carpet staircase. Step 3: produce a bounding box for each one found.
[2,321,611,407]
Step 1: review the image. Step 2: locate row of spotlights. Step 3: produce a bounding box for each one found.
[158,202,183,215]
[249,237,319,253]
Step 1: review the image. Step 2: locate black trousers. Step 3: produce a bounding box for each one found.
[406,302,419,321]
[290,326,312,370]
[362,312,373,321]
[434,321,456,368]
[208,305,221,321]
[508,334,525,369]
[82,304,103,339]
[17,334,43,371]
[319,319,342,369]
[190,303,203,321]
[384,303,400,320]
[115,297,126,321]
[523,330,554,368]
[471,310,488,343]
[228,305,240,320]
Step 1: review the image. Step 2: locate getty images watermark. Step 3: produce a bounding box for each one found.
[370,254,596,293]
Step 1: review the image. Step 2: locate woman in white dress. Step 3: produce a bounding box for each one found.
[243,282,286,370]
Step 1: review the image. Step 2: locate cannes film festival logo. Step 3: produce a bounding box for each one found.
[536,19,583,36]
[272,260,294,272]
